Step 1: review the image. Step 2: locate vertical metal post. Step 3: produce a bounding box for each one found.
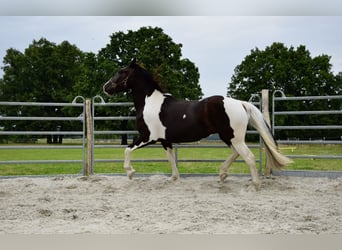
[72,96,86,175]
[272,90,286,135]
[82,99,86,175]
[92,96,106,174]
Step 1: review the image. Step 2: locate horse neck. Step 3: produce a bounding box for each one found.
[131,81,162,113]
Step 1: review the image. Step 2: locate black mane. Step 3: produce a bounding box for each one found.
[135,64,165,93]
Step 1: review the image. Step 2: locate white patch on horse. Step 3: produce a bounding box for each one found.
[143,90,167,140]
[222,97,250,144]
[182,114,186,119]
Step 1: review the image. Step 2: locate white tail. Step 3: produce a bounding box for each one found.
[242,101,293,171]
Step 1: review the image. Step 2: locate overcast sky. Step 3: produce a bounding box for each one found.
[1,16,342,98]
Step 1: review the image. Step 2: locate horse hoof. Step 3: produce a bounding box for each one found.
[170,175,179,181]
[246,182,260,192]
[264,175,275,180]
[219,173,228,182]
[127,170,136,179]
[246,185,257,192]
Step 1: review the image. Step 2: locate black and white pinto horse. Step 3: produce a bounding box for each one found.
[103,59,292,190]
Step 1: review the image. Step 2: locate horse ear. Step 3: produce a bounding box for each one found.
[129,58,137,68]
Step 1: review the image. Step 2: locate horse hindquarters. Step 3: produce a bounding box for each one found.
[217,98,261,190]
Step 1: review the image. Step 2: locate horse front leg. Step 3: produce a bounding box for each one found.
[124,146,136,179]
[124,138,150,179]
[166,147,179,181]
[219,148,239,182]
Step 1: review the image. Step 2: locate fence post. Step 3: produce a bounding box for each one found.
[261,89,271,127]
[261,89,272,177]
[248,93,263,175]
[85,98,94,176]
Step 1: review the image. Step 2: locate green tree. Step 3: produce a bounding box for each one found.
[72,52,118,98]
[98,26,202,100]
[228,42,341,140]
[1,38,83,102]
[0,38,84,143]
[92,26,202,144]
[228,42,339,99]
[1,28,202,144]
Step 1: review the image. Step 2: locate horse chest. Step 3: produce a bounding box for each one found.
[141,90,167,140]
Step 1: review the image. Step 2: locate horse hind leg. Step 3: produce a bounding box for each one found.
[219,148,239,182]
[232,141,260,191]
[217,130,240,182]
[162,141,179,181]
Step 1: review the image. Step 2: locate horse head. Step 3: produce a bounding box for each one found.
[103,58,137,96]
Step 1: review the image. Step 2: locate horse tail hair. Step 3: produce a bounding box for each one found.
[242,101,293,171]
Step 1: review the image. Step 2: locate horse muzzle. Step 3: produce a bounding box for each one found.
[103,80,116,96]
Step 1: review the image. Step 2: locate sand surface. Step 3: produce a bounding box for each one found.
[0,175,341,234]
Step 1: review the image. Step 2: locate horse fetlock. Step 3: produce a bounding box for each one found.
[170,174,179,181]
[219,172,228,182]
[125,167,136,179]
[264,168,272,178]
[247,181,260,192]
[127,170,135,179]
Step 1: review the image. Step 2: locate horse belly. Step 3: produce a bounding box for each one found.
[165,120,210,143]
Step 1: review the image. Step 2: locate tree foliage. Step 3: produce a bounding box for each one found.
[91,26,203,142]
[98,26,202,100]
[1,38,83,103]
[0,38,84,143]
[228,42,340,99]
[228,42,341,140]
[0,27,202,143]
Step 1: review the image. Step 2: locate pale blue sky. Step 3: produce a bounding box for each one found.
[1,16,342,97]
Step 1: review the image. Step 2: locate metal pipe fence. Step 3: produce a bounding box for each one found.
[91,94,263,174]
[0,96,87,174]
[272,91,342,163]
[2,91,340,177]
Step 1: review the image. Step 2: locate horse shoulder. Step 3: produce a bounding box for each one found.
[142,90,167,140]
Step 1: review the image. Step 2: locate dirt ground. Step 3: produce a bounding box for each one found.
[0,174,341,234]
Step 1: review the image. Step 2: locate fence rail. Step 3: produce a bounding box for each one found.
[272,91,342,160]
[0,97,87,173]
[1,91,341,178]
[90,95,263,175]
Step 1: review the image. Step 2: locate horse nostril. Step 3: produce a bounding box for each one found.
[103,79,118,96]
